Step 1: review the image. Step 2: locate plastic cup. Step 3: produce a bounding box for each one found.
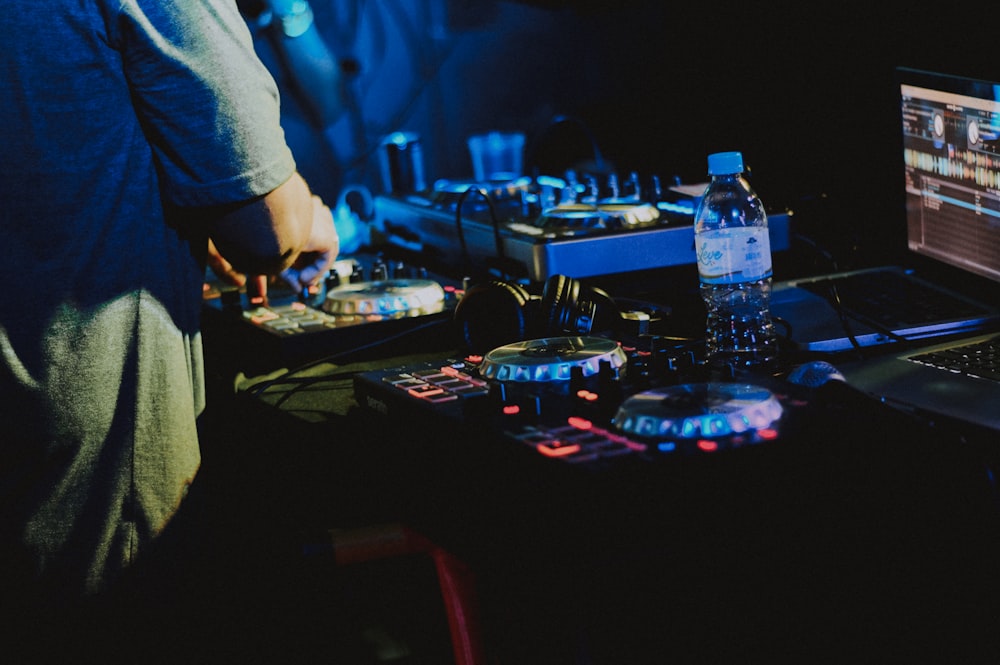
[467,131,525,182]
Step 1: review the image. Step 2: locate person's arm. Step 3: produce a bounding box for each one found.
[117,1,338,290]
[208,171,339,290]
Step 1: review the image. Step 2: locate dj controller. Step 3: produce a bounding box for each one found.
[203,166,792,373]
[201,253,464,374]
[201,167,814,468]
[200,162,816,465]
[352,332,824,474]
[202,247,828,474]
[372,171,791,281]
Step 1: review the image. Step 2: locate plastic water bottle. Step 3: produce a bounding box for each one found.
[693,151,777,369]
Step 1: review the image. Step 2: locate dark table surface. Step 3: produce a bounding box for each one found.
[199,333,1000,663]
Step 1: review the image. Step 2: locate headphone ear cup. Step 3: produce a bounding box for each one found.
[539,274,582,334]
[585,285,624,334]
[541,275,625,336]
[453,280,539,354]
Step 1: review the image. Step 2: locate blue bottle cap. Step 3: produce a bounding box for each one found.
[707,151,744,175]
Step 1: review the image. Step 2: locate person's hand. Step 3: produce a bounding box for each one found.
[280,195,339,292]
[207,190,338,297]
[207,238,247,287]
[207,238,271,306]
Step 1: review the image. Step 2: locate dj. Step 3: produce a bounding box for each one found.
[0,0,338,652]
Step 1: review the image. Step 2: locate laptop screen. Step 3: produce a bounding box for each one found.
[898,67,1000,284]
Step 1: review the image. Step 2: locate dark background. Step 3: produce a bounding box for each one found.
[254,0,995,259]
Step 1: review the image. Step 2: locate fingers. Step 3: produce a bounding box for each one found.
[246,274,269,307]
[278,196,339,292]
[210,194,340,295]
[206,239,247,287]
[279,250,334,292]
[309,197,340,259]
[298,251,335,286]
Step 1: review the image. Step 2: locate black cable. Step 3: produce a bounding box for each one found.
[772,314,792,342]
[246,315,452,399]
[454,186,510,280]
[791,231,865,356]
[267,371,358,411]
[452,189,472,273]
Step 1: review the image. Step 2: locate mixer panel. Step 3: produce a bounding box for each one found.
[202,254,462,374]
[372,172,791,282]
[353,335,814,471]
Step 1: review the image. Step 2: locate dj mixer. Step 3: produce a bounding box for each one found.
[201,253,464,374]
[352,333,820,473]
[204,165,805,460]
[203,162,791,375]
[373,171,791,281]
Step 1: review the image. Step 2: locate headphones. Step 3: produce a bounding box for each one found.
[453,274,667,354]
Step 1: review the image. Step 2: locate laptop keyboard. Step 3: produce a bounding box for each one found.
[798,270,990,330]
[907,336,1000,383]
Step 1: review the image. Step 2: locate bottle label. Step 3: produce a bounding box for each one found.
[696,227,772,284]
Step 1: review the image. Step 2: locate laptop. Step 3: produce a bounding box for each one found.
[772,66,1000,354]
[838,331,1000,434]
[782,67,1000,434]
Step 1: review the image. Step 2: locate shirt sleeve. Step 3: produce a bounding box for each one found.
[110,0,296,207]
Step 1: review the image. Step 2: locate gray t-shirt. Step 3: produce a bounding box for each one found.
[0,0,295,599]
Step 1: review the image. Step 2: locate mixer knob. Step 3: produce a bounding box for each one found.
[625,349,652,383]
[535,175,563,210]
[349,264,365,283]
[598,358,619,388]
[626,172,642,201]
[649,175,663,203]
[598,360,623,417]
[371,256,388,281]
[607,173,620,200]
[559,183,578,205]
[583,176,599,204]
[646,337,701,381]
